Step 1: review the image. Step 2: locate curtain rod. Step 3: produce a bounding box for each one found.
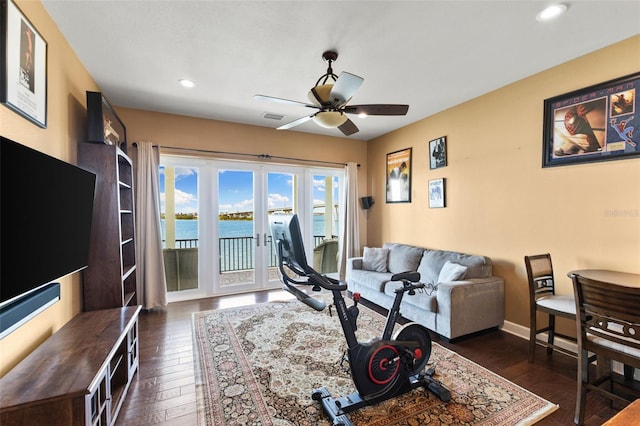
[132,143,359,167]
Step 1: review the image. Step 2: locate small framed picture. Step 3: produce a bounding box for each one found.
[429,136,447,169]
[429,178,445,208]
[386,148,412,203]
[1,0,48,128]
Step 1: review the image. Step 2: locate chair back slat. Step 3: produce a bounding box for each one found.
[525,254,556,300]
[573,274,640,353]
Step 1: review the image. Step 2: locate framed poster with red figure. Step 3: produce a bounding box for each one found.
[543,72,640,167]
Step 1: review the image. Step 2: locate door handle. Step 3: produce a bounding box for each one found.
[255,233,260,247]
[264,233,269,246]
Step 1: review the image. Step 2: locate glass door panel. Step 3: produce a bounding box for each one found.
[159,164,201,295]
[266,171,300,285]
[311,173,341,274]
[217,169,257,290]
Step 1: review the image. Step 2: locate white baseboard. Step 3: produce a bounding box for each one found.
[500,320,638,379]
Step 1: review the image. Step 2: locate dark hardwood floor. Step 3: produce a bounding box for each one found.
[116,289,625,426]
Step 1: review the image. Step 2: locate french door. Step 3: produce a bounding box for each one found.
[215,163,304,294]
[160,155,343,302]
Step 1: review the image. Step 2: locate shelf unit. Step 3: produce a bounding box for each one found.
[79,143,137,311]
[0,306,141,426]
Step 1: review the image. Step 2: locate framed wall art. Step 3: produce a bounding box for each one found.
[86,91,127,148]
[428,178,445,208]
[386,147,411,203]
[429,136,447,169]
[542,72,640,167]
[1,0,48,128]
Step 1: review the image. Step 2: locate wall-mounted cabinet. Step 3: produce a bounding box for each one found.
[79,143,137,311]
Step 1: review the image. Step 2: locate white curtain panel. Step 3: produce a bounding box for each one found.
[133,141,167,309]
[338,162,360,281]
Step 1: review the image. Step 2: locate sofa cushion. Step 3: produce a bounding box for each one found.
[350,270,393,292]
[438,261,468,283]
[384,281,437,312]
[418,250,492,284]
[383,243,425,274]
[362,247,389,272]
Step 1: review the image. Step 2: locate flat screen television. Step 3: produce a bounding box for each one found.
[269,213,309,273]
[0,136,97,308]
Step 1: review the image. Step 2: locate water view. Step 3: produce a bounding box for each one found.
[161,215,337,242]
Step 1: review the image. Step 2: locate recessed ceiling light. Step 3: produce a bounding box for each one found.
[358,113,368,119]
[536,3,567,22]
[179,79,195,88]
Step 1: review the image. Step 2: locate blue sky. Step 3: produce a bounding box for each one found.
[159,167,338,214]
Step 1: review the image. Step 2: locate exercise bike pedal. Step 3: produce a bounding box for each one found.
[312,387,366,426]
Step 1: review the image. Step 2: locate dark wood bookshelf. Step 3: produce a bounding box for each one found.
[78,143,138,311]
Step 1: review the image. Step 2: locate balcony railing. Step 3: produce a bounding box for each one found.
[162,235,336,273]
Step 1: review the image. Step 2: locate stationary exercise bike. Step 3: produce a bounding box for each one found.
[269,214,450,426]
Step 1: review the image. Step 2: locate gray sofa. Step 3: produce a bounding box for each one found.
[346,243,504,340]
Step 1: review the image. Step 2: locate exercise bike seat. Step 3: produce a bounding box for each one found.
[391,271,420,283]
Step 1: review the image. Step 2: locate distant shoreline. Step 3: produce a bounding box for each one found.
[161,214,252,221]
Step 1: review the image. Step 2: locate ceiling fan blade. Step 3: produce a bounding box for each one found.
[254,94,317,109]
[338,118,359,136]
[344,104,409,116]
[329,72,364,106]
[277,115,313,130]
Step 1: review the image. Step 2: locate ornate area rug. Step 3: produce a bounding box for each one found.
[192,295,558,425]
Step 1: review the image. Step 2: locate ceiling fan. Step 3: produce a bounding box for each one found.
[254,51,409,136]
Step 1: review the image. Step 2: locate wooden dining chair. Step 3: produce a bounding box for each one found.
[571,273,640,425]
[524,254,576,362]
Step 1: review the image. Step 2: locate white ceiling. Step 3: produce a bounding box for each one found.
[42,1,640,141]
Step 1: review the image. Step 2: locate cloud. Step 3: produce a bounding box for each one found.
[234,198,254,211]
[174,188,196,205]
[160,189,197,212]
[313,178,325,192]
[175,167,197,180]
[268,193,290,209]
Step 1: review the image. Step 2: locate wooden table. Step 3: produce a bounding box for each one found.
[568,269,640,288]
[603,398,640,425]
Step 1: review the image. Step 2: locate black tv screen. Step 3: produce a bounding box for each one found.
[0,137,97,306]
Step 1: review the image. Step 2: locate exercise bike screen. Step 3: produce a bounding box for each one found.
[269,214,309,273]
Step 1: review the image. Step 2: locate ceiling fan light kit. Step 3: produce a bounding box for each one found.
[313,111,348,128]
[254,50,409,136]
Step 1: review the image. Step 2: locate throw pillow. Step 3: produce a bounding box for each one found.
[437,261,468,283]
[362,247,389,272]
[384,243,425,274]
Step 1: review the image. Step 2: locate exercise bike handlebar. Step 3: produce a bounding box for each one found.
[281,281,327,311]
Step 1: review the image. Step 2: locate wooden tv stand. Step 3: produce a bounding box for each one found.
[0,306,141,425]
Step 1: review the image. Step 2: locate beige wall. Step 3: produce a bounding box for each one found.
[116,107,367,172]
[366,35,640,334]
[0,0,100,376]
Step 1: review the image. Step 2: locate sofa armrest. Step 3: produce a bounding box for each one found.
[436,276,505,338]
[346,257,363,281]
[436,276,504,306]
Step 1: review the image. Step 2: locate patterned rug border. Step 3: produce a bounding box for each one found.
[192,296,558,425]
